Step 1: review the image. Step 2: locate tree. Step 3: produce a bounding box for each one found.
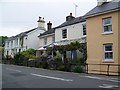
[0,36,8,47]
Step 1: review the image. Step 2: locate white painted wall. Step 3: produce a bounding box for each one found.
[39,34,55,47]
[27,28,45,50]
[55,22,86,42]
[4,28,45,57]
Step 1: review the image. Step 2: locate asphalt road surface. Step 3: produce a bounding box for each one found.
[1,64,120,89]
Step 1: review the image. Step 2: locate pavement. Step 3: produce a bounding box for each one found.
[1,64,120,89]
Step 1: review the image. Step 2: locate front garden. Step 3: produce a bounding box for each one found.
[2,41,87,73]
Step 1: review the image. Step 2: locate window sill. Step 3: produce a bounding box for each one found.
[61,38,68,40]
[81,35,87,38]
[103,59,114,63]
[102,32,113,35]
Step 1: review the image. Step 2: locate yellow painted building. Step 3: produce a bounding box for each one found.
[86,1,120,75]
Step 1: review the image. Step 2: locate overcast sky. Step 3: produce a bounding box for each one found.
[0,0,112,37]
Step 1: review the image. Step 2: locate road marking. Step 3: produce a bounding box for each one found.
[30,73,73,82]
[6,68,22,72]
[85,76,120,83]
[85,76,101,79]
[99,84,119,89]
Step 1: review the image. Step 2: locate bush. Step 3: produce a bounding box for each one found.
[57,65,66,71]
[72,65,84,73]
[22,48,36,59]
[14,53,25,65]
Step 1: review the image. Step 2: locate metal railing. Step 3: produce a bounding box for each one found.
[86,63,120,76]
[2,60,120,75]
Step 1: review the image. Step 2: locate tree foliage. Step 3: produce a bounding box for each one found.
[0,36,8,47]
[54,41,87,63]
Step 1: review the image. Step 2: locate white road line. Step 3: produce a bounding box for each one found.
[99,84,119,88]
[85,76,120,83]
[85,76,101,79]
[6,68,22,72]
[30,73,73,82]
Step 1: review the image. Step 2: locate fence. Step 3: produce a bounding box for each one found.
[86,63,120,76]
[2,59,120,75]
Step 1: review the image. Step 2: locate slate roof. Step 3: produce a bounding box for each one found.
[6,28,37,41]
[38,28,55,37]
[85,1,120,17]
[55,16,86,29]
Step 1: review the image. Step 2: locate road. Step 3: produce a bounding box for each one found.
[1,64,120,89]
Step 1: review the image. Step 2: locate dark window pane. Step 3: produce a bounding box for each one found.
[105,45,112,51]
[105,53,109,59]
[105,52,113,59]
[104,25,112,32]
[109,52,113,59]
[83,24,86,35]
[62,29,67,38]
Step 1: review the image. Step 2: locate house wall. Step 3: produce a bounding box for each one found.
[87,11,119,75]
[55,22,86,42]
[39,34,54,47]
[27,29,44,50]
[118,11,120,66]
[4,28,45,57]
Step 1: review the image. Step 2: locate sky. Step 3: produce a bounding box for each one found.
[0,0,112,37]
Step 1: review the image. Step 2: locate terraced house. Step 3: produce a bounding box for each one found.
[37,21,55,57]
[55,13,86,61]
[4,17,46,57]
[86,0,120,75]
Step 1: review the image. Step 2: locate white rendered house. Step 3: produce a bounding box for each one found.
[4,17,46,57]
[55,13,86,61]
[36,21,55,57]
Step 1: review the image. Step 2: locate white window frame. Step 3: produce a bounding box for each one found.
[44,37,47,45]
[7,42,9,47]
[11,41,13,48]
[104,44,113,62]
[102,17,112,34]
[62,29,67,39]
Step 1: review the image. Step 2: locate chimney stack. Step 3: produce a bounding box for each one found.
[47,21,52,30]
[66,13,75,21]
[37,16,45,29]
[97,0,107,6]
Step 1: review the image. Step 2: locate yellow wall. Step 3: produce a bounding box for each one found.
[87,11,119,75]
[118,11,120,71]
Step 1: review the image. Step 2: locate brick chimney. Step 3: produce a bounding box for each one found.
[37,16,45,29]
[47,21,52,30]
[97,0,107,6]
[66,13,75,21]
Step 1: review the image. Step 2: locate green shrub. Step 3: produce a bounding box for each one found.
[41,61,48,69]
[14,53,25,65]
[57,65,66,71]
[72,65,84,73]
[21,48,36,59]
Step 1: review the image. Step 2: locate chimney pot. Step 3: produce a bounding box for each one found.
[66,13,75,21]
[37,16,45,29]
[70,13,72,16]
[97,0,107,6]
[47,21,52,30]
